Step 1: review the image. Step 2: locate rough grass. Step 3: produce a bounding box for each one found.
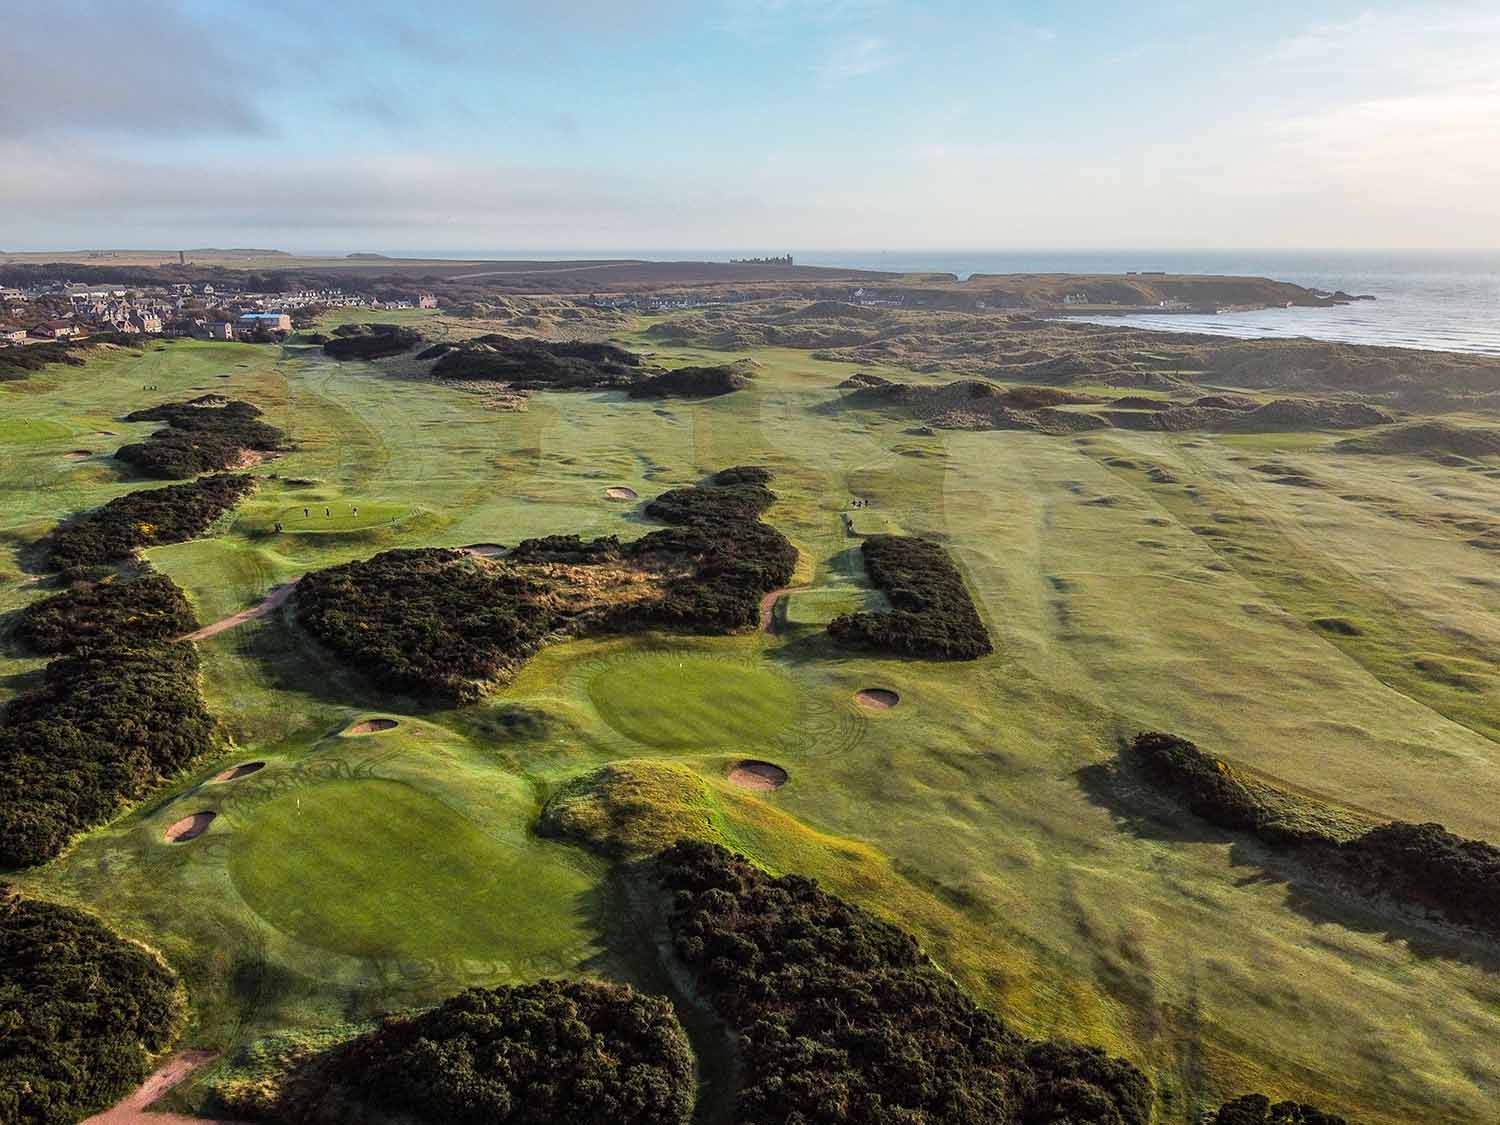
[5,332,1500,1123]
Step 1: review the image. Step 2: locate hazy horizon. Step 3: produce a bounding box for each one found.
[4,1,1499,252]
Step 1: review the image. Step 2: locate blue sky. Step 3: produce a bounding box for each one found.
[3,1,1497,252]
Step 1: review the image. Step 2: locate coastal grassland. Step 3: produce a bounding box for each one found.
[4,332,1500,1122]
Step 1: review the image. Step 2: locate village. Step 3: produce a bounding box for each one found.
[0,279,438,347]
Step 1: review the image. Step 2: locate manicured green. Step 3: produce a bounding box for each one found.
[586,651,803,748]
[227,778,594,961]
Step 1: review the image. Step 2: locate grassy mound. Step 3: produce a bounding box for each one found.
[539,760,722,859]
[828,535,992,659]
[46,472,257,568]
[226,778,593,961]
[15,572,198,653]
[659,840,1150,1124]
[228,981,694,1125]
[116,396,288,478]
[1335,420,1500,459]
[587,653,802,748]
[0,888,184,1125]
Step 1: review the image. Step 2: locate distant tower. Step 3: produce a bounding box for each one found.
[178,250,185,265]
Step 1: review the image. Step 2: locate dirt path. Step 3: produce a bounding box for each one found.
[82,1050,242,1125]
[182,582,296,642]
[758,586,809,634]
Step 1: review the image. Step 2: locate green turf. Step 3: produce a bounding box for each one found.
[0,417,74,443]
[249,500,413,533]
[587,651,803,748]
[6,330,1500,1122]
[783,586,873,626]
[227,778,593,961]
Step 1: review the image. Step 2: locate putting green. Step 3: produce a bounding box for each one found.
[587,652,803,748]
[227,778,594,962]
[256,501,410,533]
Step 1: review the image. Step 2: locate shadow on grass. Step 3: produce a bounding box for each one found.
[1076,757,1500,973]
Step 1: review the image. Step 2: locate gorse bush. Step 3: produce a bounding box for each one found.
[46,473,257,568]
[294,474,795,705]
[15,573,197,654]
[321,323,422,359]
[264,980,694,1125]
[828,534,993,659]
[115,396,287,478]
[426,335,753,397]
[1132,731,1500,938]
[1209,1093,1348,1124]
[0,639,222,868]
[659,840,1150,1124]
[0,887,183,1125]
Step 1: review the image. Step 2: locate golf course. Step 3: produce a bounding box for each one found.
[6,306,1500,1124]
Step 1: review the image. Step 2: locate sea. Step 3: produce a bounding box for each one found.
[405,249,1500,357]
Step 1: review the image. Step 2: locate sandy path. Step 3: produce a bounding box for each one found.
[183,582,296,642]
[82,1050,243,1125]
[758,586,809,634]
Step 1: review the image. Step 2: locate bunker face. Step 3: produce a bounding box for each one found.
[605,486,638,500]
[346,718,398,735]
[94,430,117,437]
[213,761,266,783]
[165,811,215,842]
[856,688,901,710]
[727,759,788,790]
[461,543,505,557]
[589,653,803,748]
[227,779,594,961]
[64,450,92,460]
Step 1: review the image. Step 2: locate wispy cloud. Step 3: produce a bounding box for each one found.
[820,35,891,79]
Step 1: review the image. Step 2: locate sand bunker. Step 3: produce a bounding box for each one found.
[727,759,788,790]
[347,717,399,735]
[64,449,92,460]
[212,761,265,783]
[856,688,900,709]
[165,812,215,843]
[461,543,506,557]
[605,486,638,500]
[95,430,117,437]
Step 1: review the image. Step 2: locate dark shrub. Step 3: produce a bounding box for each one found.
[15,573,197,654]
[0,888,183,1125]
[828,535,992,659]
[713,464,772,486]
[322,324,421,359]
[658,840,1149,1125]
[46,473,257,568]
[115,397,287,478]
[274,980,694,1125]
[1210,1093,1348,1124]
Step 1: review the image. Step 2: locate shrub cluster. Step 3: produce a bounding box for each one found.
[1131,732,1500,937]
[430,335,643,386]
[268,981,694,1125]
[0,638,222,867]
[46,473,257,568]
[427,335,752,398]
[14,573,198,654]
[294,475,795,705]
[321,323,422,359]
[658,840,1150,1124]
[115,396,287,478]
[828,534,993,659]
[0,333,142,382]
[713,464,773,486]
[0,888,184,1125]
[1209,1094,1347,1124]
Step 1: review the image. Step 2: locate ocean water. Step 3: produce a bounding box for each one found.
[408,248,1500,357]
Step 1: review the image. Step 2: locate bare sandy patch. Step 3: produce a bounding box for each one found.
[855,688,900,710]
[605,486,638,500]
[347,718,399,735]
[64,449,92,460]
[182,582,296,642]
[727,759,788,790]
[461,543,506,557]
[165,812,215,842]
[81,1049,231,1125]
[212,761,265,783]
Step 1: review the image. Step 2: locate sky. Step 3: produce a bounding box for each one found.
[2,0,1498,254]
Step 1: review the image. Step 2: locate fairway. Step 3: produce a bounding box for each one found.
[783,586,873,626]
[0,417,74,443]
[588,652,804,748]
[227,778,594,961]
